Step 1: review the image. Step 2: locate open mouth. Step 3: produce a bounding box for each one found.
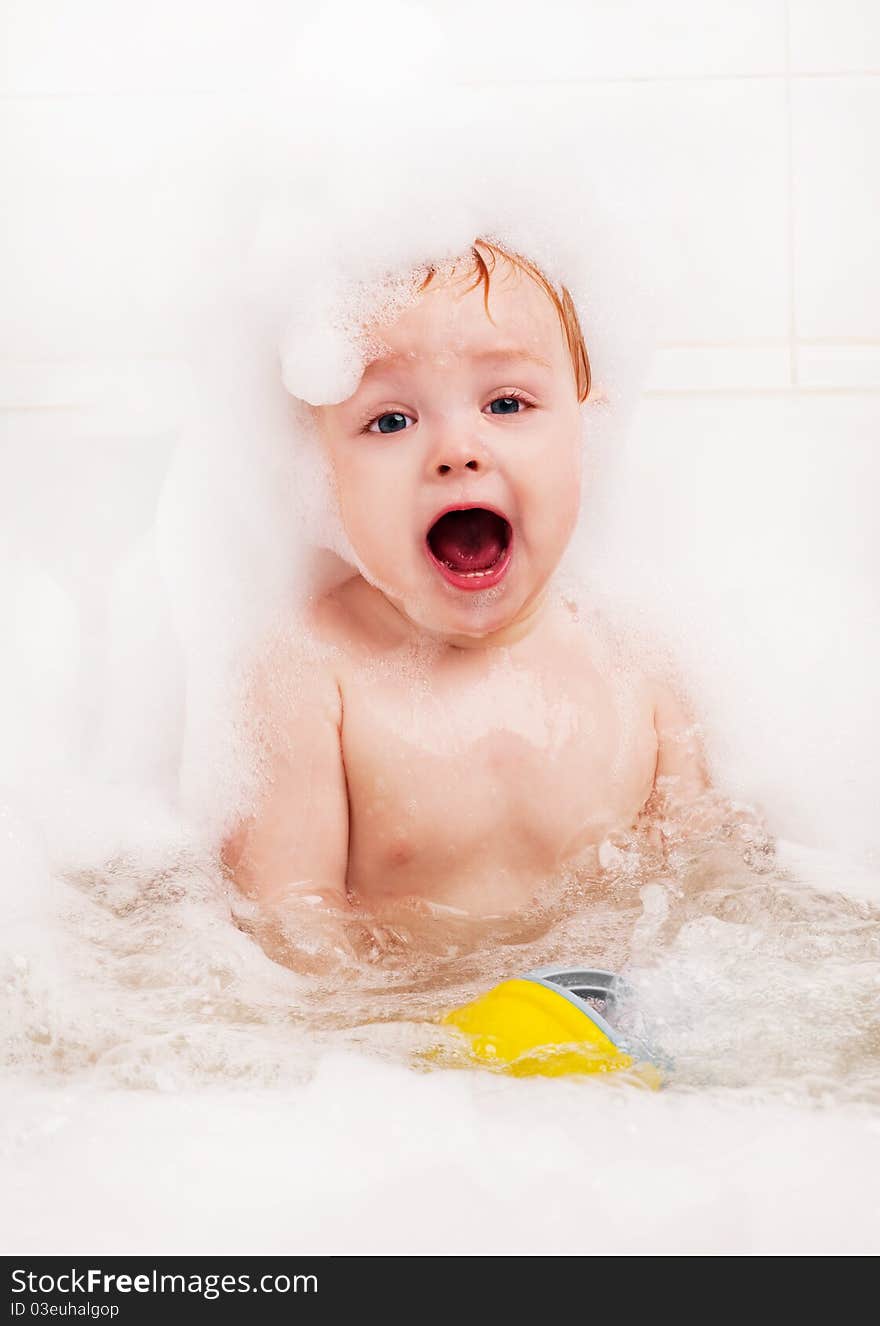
[425,506,513,591]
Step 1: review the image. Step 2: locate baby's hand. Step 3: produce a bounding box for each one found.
[638,782,777,879]
[235,883,397,976]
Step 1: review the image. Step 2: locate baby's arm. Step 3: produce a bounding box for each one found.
[222,635,361,972]
[646,679,773,867]
[651,679,710,812]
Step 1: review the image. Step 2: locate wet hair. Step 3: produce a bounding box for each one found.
[417,237,591,403]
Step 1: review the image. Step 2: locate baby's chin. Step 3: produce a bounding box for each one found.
[409,595,518,645]
[369,570,544,648]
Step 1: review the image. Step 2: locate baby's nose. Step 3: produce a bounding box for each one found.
[436,455,480,475]
[432,434,485,476]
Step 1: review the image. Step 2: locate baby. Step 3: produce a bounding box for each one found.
[223,239,744,967]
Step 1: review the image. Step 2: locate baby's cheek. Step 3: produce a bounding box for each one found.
[539,470,581,548]
[339,495,412,588]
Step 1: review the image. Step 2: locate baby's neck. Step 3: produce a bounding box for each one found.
[356,576,559,653]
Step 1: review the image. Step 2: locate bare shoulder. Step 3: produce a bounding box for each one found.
[249,572,391,711]
[246,594,346,737]
[558,587,657,707]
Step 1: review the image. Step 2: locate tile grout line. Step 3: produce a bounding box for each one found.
[3,73,880,102]
[456,70,880,85]
[4,342,878,358]
[642,387,880,398]
[656,339,880,349]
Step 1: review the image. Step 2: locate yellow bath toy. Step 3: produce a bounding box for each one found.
[436,966,663,1089]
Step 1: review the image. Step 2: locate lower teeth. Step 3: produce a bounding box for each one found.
[442,560,502,577]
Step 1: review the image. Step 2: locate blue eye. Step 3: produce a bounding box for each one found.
[362,391,532,435]
[488,396,523,415]
[366,411,414,435]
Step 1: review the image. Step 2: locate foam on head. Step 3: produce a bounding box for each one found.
[248,91,655,390]
[241,87,661,580]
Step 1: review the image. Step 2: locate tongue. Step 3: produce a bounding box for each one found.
[429,509,507,572]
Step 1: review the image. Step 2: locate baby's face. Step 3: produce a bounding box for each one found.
[313,256,583,643]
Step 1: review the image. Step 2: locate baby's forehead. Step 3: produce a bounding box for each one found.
[361,269,564,373]
[361,343,554,380]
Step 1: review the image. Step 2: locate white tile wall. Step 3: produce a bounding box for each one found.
[0,0,303,96]
[1,1,790,95]
[2,3,878,424]
[791,77,880,344]
[470,78,791,348]
[0,358,193,426]
[797,344,880,390]
[445,0,789,83]
[0,95,251,359]
[647,345,792,392]
[789,0,880,73]
[623,79,791,345]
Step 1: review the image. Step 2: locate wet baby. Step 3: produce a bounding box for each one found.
[223,240,729,968]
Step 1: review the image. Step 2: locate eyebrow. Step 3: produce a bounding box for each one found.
[364,347,553,374]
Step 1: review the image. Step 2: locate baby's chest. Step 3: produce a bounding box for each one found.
[338,663,656,861]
